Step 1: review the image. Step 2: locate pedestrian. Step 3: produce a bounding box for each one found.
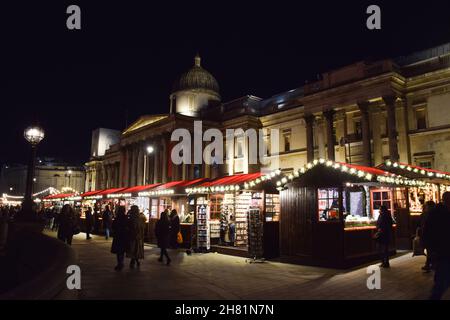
[51,208,59,232]
[375,205,394,268]
[155,210,171,265]
[85,207,93,240]
[169,209,181,248]
[424,192,450,300]
[102,205,113,240]
[127,205,146,268]
[228,215,236,247]
[57,204,77,246]
[419,200,436,272]
[94,205,101,234]
[111,206,128,271]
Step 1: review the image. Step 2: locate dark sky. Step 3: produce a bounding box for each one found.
[1,1,450,166]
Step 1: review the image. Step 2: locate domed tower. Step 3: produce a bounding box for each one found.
[170,54,221,117]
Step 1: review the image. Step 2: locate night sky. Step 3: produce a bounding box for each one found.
[1,1,450,166]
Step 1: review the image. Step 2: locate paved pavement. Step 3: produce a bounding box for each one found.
[50,231,450,300]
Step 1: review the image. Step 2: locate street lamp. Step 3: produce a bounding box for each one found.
[143,145,154,185]
[66,170,73,189]
[23,125,45,213]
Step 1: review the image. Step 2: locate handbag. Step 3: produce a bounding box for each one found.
[177,231,183,244]
[372,230,382,241]
[412,228,425,256]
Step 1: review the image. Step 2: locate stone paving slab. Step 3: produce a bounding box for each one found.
[50,232,450,300]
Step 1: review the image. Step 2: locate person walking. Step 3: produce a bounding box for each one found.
[57,204,77,246]
[228,215,236,247]
[375,205,394,268]
[169,209,181,249]
[419,200,436,272]
[102,205,113,240]
[155,210,171,265]
[424,192,450,300]
[126,205,146,268]
[111,206,128,271]
[85,207,93,240]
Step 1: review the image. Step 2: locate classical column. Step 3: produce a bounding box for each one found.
[323,110,335,161]
[153,140,160,183]
[358,101,372,166]
[136,143,144,185]
[383,95,399,162]
[335,111,346,162]
[316,119,325,159]
[305,114,315,162]
[161,136,168,183]
[372,109,383,166]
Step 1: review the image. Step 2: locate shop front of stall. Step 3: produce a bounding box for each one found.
[186,171,282,259]
[278,159,425,268]
[137,179,208,247]
[377,161,450,248]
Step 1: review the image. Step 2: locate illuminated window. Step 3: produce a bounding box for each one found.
[282,129,291,152]
[370,189,393,220]
[415,108,427,130]
[318,188,340,221]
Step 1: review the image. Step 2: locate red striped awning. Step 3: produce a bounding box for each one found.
[44,193,76,200]
[95,188,127,196]
[200,173,263,187]
[80,190,103,198]
[113,184,161,194]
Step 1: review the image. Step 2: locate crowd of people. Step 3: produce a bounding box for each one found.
[42,203,181,271]
[373,191,450,299]
[2,191,450,299]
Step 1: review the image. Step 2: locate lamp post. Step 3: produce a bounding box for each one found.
[23,125,45,214]
[67,169,73,189]
[143,145,154,185]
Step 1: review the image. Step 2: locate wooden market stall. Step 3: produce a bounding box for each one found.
[377,161,450,248]
[186,171,282,259]
[277,159,422,268]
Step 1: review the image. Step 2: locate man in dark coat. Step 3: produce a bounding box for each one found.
[111,206,128,271]
[102,205,113,240]
[85,207,93,240]
[376,205,394,268]
[424,192,450,300]
[155,209,171,265]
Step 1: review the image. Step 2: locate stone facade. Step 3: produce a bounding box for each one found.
[85,44,450,191]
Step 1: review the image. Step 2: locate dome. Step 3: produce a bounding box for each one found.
[172,54,220,96]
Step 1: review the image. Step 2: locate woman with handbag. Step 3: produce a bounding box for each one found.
[169,209,181,249]
[376,205,394,268]
[155,210,172,265]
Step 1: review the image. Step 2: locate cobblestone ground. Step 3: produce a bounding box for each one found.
[50,232,450,300]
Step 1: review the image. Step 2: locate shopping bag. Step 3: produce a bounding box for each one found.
[177,231,183,244]
[412,235,425,256]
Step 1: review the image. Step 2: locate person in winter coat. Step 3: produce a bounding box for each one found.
[424,192,450,300]
[155,210,171,265]
[126,205,146,268]
[85,207,93,240]
[419,200,436,272]
[169,209,181,248]
[376,205,394,268]
[57,204,77,246]
[102,205,113,240]
[111,206,128,271]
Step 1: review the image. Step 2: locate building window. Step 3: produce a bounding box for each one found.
[354,120,362,139]
[282,129,291,152]
[415,108,427,130]
[416,159,433,169]
[235,136,244,158]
